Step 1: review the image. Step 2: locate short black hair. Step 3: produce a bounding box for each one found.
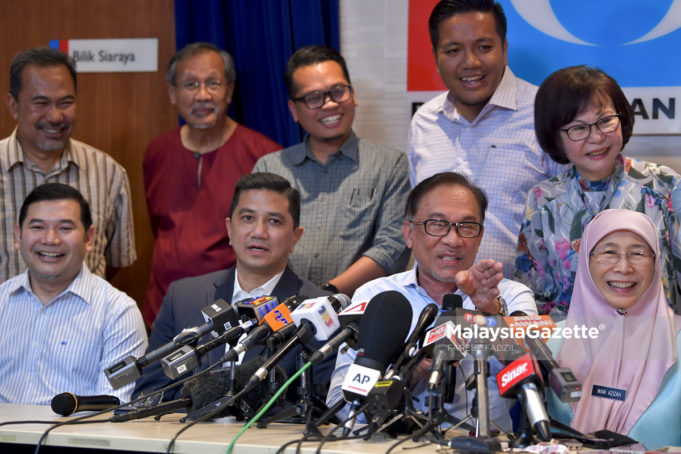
[230,173,301,227]
[428,0,507,51]
[19,183,92,231]
[405,172,488,223]
[534,65,634,164]
[284,45,351,98]
[10,47,77,100]
[166,42,236,86]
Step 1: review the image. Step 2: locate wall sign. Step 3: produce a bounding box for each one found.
[49,38,158,73]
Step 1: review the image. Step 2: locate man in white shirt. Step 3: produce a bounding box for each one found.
[0,183,147,404]
[409,0,564,277]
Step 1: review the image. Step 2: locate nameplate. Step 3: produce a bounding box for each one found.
[49,38,158,72]
[592,385,627,401]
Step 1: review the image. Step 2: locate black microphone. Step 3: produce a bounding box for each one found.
[180,356,289,422]
[161,322,251,380]
[442,293,463,312]
[219,299,301,363]
[111,367,236,422]
[105,300,238,389]
[390,303,439,374]
[422,321,467,390]
[51,393,120,416]
[241,323,314,393]
[340,291,413,436]
[308,326,357,365]
[138,300,238,367]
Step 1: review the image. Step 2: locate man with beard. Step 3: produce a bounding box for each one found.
[0,46,136,283]
[143,43,281,327]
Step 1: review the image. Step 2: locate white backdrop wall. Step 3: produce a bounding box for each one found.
[339,0,680,172]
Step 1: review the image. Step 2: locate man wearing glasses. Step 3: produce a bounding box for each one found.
[253,45,410,296]
[326,172,536,431]
[142,43,281,326]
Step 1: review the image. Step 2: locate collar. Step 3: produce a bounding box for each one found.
[11,263,92,306]
[2,128,81,173]
[232,269,285,303]
[398,266,463,303]
[291,130,359,165]
[439,66,519,123]
[574,154,625,192]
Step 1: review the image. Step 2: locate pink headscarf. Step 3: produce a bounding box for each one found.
[557,209,680,435]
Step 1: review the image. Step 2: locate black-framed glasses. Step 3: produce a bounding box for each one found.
[590,248,655,266]
[561,114,621,141]
[410,219,483,238]
[292,85,353,109]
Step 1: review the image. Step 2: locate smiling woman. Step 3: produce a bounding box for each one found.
[514,65,681,316]
[546,209,681,450]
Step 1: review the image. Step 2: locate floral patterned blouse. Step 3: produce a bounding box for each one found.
[515,155,681,315]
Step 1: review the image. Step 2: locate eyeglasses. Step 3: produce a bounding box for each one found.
[177,80,227,93]
[292,85,353,109]
[561,114,621,141]
[590,248,655,266]
[410,219,483,238]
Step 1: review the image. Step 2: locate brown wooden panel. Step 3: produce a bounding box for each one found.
[0,0,177,308]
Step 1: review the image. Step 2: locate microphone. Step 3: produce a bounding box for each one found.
[390,303,439,375]
[267,294,350,347]
[290,295,344,341]
[51,393,120,416]
[113,356,288,423]
[308,326,357,365]
[160,322,252,380]
[496,352,551,441]
[442,293,463,313]
[105,300,238,389]
[504,313,582,402]
[240,294,350,392]
[220,301,295,363]
[235,296,279,323]
[337,300,368,327]
[341,291,413,436]
[422,321,467,390]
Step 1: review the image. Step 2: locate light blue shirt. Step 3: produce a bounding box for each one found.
[0,264,147,404]
[408,67,567,278]
[326,267,537,431]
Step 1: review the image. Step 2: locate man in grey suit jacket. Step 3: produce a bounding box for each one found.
[133,173,332,401]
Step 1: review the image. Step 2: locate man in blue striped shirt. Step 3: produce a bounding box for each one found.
[0,183,147,404]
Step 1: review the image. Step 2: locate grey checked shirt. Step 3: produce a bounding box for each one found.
[253,131,410,286]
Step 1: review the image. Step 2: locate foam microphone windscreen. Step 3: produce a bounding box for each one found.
[355,290,413,373]
[181,369,233,416]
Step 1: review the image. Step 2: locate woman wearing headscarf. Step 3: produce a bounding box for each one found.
[547,209,681,449]
[514,65,681,316]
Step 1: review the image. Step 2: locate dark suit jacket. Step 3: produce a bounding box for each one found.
[133,265,332,401]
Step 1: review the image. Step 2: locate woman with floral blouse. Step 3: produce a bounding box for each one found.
[514,65,681,316]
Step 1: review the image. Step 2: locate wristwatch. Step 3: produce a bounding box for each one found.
[497,296,508,316]
[321,282,339,294]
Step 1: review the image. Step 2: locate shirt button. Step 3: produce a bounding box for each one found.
[320,196,326,202]
[314,253,319,258]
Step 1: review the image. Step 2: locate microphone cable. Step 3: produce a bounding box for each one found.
[314,402,371,454]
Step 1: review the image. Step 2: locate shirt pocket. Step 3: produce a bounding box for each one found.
[340,188,377,241]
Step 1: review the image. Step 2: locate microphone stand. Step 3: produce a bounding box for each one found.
[256,347,336,432]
